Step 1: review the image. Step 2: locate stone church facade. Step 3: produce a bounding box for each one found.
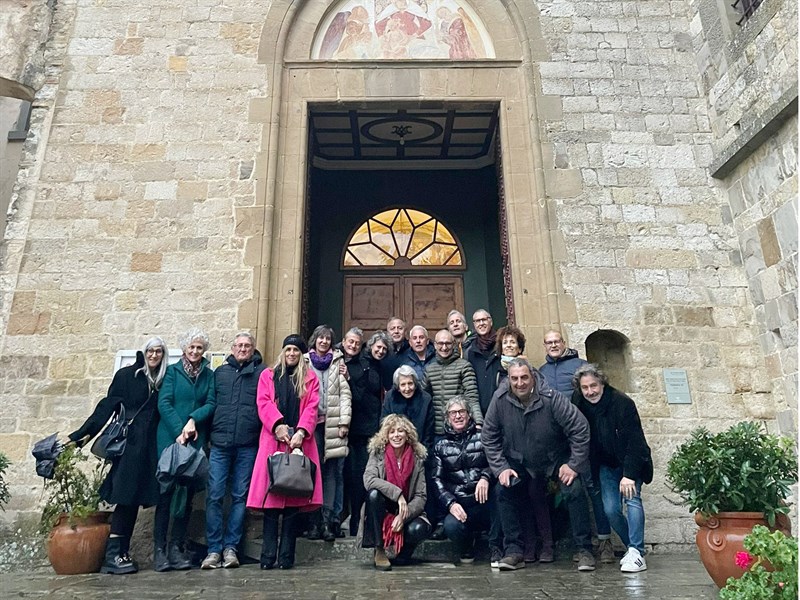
[0,0,795,548]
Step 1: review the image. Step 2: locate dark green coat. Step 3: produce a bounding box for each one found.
[157,359,216,455]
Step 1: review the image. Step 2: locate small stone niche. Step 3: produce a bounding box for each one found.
[585,329,631,393]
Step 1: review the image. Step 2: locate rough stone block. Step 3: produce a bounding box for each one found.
[130,253,162,273]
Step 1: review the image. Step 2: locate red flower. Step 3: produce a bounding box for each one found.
[735,551,753,569]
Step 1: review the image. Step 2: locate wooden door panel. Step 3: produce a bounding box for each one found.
[343,276,401,334]
[404,276,464,333]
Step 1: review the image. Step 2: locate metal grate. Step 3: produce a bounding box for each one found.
[731,0,763,26]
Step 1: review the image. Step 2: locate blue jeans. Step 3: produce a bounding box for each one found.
[322,457,345,522]
[598,465,645,555]
[205,445,258,554]
[583,472,611,537]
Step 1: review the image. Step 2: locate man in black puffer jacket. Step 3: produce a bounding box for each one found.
[201,332,266,570]
[432,396,496,564]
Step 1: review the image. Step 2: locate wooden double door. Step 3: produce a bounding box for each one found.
[343,275,464,335]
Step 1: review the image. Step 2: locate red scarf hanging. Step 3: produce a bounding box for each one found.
[381,444,415,555]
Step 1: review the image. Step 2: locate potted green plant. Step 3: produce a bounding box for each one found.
[720,525,797,599]
[666,421,797,588]
[40,445,111,574]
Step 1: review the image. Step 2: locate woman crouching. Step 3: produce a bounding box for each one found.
[360,414,430,571]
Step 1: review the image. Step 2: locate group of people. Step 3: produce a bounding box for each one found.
[66,310,652,576]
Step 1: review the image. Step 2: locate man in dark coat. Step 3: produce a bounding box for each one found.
[466,309,502,416]
[481,358,595,572]
[340,327,383,536]
[380,316,410,390]
[538,330,588,396]
[201,332,265,570]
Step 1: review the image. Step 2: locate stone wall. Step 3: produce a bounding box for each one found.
[0,0,793,549]
[532,0,785,544]
[0,0,270,528]
[688,0,798,430]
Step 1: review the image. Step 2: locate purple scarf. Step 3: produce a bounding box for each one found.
[309,349,333,371]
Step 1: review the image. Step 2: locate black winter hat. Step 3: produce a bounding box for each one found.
[282,334,308,354]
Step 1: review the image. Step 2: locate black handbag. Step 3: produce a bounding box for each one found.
[90,404,129,460]
[267,449,316,498]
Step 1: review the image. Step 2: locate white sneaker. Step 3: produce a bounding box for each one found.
[620,548,647,573]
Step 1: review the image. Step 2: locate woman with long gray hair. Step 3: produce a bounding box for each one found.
[69,336,170,574]
[154,327,217,572]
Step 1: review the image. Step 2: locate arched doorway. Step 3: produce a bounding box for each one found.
[340,207,467,333]
[251,0,571,359]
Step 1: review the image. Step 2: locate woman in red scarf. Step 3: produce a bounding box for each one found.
[359,414,430,571]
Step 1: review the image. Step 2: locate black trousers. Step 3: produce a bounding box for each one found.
[347,437,370,534]
[109,504,139,538]
[261,507,300,568]
[153,488,195,549]
[364,489,430,557]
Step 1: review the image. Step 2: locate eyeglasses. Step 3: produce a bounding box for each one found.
[447,409,468,417]
[435,342,454,347]
[544,340,563,346]
[473,317,490,324]
[146,348,164,355]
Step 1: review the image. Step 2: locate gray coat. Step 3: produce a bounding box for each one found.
[481,369,590,479]
[358,443,428,548]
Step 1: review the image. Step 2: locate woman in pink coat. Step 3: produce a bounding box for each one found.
[246,334,322,569]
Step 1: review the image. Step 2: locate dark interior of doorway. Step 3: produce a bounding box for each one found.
[304,166,506,339]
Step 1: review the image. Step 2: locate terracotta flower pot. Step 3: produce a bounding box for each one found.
[695,511,792,588]
[47,512,111,575]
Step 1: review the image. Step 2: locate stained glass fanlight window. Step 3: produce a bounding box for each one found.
[343,209,463,268]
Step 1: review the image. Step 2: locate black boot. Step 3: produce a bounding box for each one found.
[168,541,192,570]
[100,536,137,575]
[260,511,278,570]
[322,510,336,542]
[120,535,139,572]
[306,509,322,540]
[153,545,171,572]
[278,510,298,569]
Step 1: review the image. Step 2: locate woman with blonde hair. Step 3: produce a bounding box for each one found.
[359,414,430,571]
[246,335,323,570]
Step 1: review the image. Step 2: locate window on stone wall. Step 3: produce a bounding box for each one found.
[731,0,763,25]
[343,208,463,268]
[585,330,632,393]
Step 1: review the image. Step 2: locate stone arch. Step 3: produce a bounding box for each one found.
[585,329,632,393]
[250,0,573,358]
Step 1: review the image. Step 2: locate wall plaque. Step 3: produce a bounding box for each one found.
[663,368,692,404]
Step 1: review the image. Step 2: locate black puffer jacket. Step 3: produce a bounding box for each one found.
[210,352,266,448]
[345,351,383,438]
[432,420,492,510]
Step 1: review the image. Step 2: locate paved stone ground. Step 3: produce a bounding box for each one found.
[1,555,718,599]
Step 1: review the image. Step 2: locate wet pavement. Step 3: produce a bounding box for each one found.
[1,554,718,599]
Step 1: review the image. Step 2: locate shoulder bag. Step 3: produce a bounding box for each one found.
[90,392,153,461]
